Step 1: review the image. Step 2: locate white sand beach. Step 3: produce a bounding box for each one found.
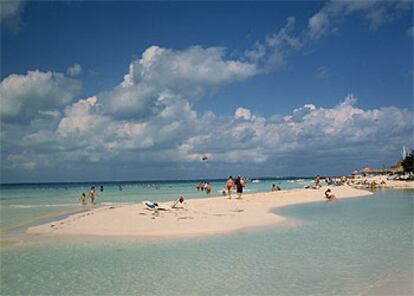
[27,186,372,239]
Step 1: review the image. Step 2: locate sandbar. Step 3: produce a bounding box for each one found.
[27,186,372,239]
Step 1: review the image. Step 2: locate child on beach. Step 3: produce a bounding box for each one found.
[324,189,336,201]
[80,193,86,205]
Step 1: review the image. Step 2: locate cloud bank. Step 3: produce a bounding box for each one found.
[1,57,412,181]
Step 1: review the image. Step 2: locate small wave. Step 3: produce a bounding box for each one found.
[8,203,79,209]
[100,202,132,206]
[100,202,117,206]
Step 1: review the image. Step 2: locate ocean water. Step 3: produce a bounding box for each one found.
[0,185,413,295]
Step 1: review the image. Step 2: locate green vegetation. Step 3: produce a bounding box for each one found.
[401,150,413,173]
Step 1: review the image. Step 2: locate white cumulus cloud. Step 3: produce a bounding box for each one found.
[234,107,253,121]
[0,70,81,124]
[58,96,104,136]
[99,45,257,120]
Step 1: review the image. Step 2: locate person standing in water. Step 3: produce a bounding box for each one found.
[314,175,320,186]
[79,193,86,206]
[226,176,234,199]
[205,183,212,195]
[89,186,96,206]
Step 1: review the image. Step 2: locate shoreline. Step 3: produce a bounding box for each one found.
[27,186,373,239]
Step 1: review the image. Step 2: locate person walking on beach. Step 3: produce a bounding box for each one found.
[226,176,234,199]
[235,176,244,199]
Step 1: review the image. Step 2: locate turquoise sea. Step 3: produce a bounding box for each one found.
[0,180,413,295]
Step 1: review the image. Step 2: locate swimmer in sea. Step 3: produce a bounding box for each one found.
[205,183,212,195]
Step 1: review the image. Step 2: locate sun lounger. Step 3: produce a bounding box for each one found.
[142,197,184,212]
[143,201,159,211]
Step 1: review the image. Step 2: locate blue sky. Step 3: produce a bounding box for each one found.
[1,1,413,183]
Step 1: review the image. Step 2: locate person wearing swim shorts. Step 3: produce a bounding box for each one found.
[235,176,244,199]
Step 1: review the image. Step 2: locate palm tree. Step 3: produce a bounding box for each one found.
[401,150,413,173]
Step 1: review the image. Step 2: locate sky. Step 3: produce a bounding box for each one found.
[1,0,413,183]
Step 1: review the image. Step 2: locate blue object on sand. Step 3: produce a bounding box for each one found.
[143,201,159,211]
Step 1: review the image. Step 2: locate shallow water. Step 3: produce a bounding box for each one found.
[0,189,412,295]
